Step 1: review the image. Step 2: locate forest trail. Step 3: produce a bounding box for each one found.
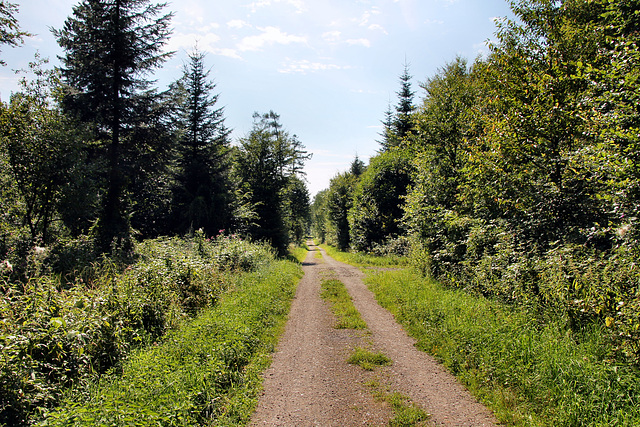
[249,242,498,426]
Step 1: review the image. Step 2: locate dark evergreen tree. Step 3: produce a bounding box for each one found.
[235,111,311,255]
[393,62,415,140]
[171,48,232,235]
[53,0,173,251]
[380,63,415,150]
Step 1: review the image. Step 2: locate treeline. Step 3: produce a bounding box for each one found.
[0,0,311,273]
[313,0,640,364]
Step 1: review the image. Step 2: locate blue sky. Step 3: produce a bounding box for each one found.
[0,0,514,197]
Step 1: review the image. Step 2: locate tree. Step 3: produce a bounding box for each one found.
[170,48,232,235]
[53,0,173,251]
[0,2,31,66]
[380,63,416,150]
[0,59,85,246]
[311,189,329,243]
[349,149,413,251]
[282,176,311,244]
[235,111,311,255]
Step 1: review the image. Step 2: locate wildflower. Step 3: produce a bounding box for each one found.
[0,260,12,273]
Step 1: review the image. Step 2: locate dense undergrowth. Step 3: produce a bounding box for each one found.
[41,259,302,426]
[0,231,288,426]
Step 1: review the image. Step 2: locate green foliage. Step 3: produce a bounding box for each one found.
[169,47,233,237]
[0,234,274,426]
[366,269,640,426]
[347,347,391,371]
[54,0,174,251]
[0,2,31,65]
[349,150,413,252]
[234,111,311,255]
[0,58,88,246]
[321,244,408,268]
[41,259,302,427]
[311,189,328,243]
[320,277,367,330]
[325,170,357,250]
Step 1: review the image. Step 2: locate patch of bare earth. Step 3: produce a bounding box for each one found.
[249,242,499,426]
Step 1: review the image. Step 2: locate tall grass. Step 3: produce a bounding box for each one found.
[41,260,302,426]
[365,269,640,426]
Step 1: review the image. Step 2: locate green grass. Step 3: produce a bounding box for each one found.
[320,277,367,330]
[41,260,303,427]
[288,243,309,264]
[320,244,408,268]
[365,269,640,427]
[347,347,392,371]
[365,379,430,426]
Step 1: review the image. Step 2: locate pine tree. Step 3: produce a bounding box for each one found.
[53,0,173,251]
[171,48,232,234]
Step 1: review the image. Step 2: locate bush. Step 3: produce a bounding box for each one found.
[0,233,275,426]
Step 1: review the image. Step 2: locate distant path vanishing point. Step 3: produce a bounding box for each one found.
[249,241,499,426]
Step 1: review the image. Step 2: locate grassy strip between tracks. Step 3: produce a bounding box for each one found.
[365,268,640,427]
[40,259,303,427]
[320,277,367,330]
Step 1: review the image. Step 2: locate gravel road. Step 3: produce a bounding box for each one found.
[249,242,499,426]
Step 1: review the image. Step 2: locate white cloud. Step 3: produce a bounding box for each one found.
[238,26,307,51]
[322,31,341,43]
[227,19,250,29]
[167,32,222,53]
[247,0,306,14]
[368,24,388,34]
[278,58,348,74]
[346,38,371,48]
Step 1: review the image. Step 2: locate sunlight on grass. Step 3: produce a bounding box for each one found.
[365,379,430,426]
[320,277,367,330]
[320,244,408,268]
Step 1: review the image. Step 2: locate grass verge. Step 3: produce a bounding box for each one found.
[288,243,309,264]
[347,347,392,371]
[320,277,367,330]
[365,269,640,426]
[40,260,303,427]
[320,244,408,268]
[365,379,430,426]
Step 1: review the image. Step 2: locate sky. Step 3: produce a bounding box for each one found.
[0,0,515,197]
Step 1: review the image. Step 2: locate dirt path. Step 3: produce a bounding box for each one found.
[249,242,498,426]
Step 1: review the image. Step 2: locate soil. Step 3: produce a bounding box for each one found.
[249,242,499,426]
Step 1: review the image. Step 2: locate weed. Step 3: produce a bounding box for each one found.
[348,347,392,371]
[365,379,430,426]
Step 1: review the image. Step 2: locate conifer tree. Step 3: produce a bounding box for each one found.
[171,48,232,234]
[54,0,173,251]
[380,63,415,150]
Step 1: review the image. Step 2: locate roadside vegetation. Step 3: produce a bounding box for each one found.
[43,256,302,426]
[310,1,640,425]
[1,233,303,426]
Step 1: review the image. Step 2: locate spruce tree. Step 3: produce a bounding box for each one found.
[379,63,415,151]
[53,0,173,251]
[393,62,415,142]
[171,48,232,234]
